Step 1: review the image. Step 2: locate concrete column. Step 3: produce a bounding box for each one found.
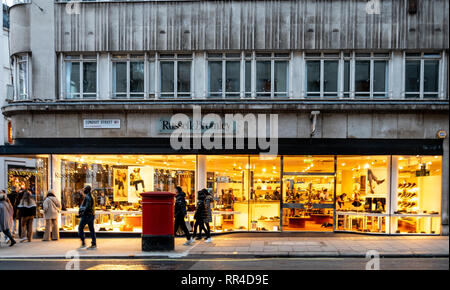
[193,52,206,99]
[441,138,449,235]
[390,156,399,234]
[196,155,207,196]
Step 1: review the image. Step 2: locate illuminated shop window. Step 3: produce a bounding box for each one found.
[391,155,442,234]
[282,156,335,232]
[54,155,196,233]
[336,156,390,234]
[249,156,281,231]
[205,156,250,232]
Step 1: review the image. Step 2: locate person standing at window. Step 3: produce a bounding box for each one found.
[17,190,36,243]
[0,192,16,246]
[174,186,194,246]
[42,189,61,241]
[77,185,97,250]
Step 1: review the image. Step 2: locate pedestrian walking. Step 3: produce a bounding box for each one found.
[42,189,61,241]
[192,190,207,240]
[174,186,194,246]
[77,185,97,249]
[17,190,36,243]
[7,186,19,237]
[0,192,16,247]
[202,189,213,243]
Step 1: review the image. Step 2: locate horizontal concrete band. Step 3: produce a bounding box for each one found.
[0,138,443,155]
[2,100,449,116]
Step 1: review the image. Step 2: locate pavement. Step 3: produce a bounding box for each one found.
[0,234,448,259]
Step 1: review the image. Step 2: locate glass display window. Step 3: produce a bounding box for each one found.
[249,156,281,231]
[281,156,335,232]
[391,155,442,234]
[335,156,390,234]
[205,155,250,232]
[55,154,196,233]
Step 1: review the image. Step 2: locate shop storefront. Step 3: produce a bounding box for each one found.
[16,151,442,235]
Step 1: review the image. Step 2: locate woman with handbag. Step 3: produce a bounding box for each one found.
[17,190,36,243]
[42,189,61,241]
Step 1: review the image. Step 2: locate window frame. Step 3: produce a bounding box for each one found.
[403,52,442,99]
[12,53,31,101]
[158,53,193,99]
[304,52,341,98]
[207,52,243,99]
[62,54,98,100]
[255,52,290,98]
[352,52,390,99]
[111,53,146,99]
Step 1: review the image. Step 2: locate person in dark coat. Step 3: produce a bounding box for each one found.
[17,190,36,242]
[174,186,194,245]
[202,189,213,243]
[192,190,207,240]
[7,186,19,237]
[77,185,97,249]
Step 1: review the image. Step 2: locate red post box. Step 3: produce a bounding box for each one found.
[140,191,176,251]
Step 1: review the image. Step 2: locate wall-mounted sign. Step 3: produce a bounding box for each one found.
[158,117,235,134]
[83,119,121,129]
[437,130,447,139]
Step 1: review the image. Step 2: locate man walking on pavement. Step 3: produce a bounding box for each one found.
[77,185,97,250]
[174,186,194,246]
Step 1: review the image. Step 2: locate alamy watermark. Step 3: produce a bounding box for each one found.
[365,250,380,270]
[65,250,80,270]
[169,106,278,158]
[65,0,81,15]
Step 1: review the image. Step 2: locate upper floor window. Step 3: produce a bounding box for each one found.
[256,53,289,98]
[353,53,389,98]
[112,54,144,99]
[11,54,30,100]
[64,54,97,99]
[207,53,243,99]
[404,52,441,99]
[305,52,389,98]
[159,53,192,99]
[3,3,9,30]
[305,53,340,97]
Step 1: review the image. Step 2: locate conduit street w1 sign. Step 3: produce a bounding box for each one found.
[83,119,121,129]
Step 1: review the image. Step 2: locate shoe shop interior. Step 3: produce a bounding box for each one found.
[17,154,442,235]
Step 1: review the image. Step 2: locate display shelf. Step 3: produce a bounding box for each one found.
[336,211,389,217]
[392,213,440,218]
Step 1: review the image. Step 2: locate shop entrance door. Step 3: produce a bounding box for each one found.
[281,173,335,231]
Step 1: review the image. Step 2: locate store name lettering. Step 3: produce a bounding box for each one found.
[168,106,278,157]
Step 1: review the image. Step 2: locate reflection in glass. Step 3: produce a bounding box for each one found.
[324,60,338,95]
[177,61,191,94]
[423,60,439,93]
[355,61,370,92]
[274,61,288,95]
[160,62,174,93]
[83,62,97,95]
[130,62,144,95]
[226,61,240,94]
[256,61,271,95]
[405,60,420,93]
[208,61,222,95]
[66,62,80,97]
[306,61,320,93]
[373,61,387,94]
[113,62,127,98]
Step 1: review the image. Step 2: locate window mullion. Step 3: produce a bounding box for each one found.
[174,59,178,99]
[80,61,84,99]
[127,58,130,99]
[370,58,374,99]
[271,57,274,98]
[320,59,324,98]
[420,58,424,99]
[222,58,226,99]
